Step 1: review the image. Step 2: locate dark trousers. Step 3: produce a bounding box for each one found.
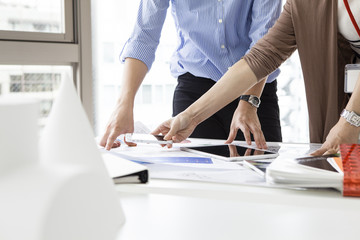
[173,72,282,142]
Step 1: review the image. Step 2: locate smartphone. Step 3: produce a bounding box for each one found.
[345,64,360,93]
[125,133,173,144]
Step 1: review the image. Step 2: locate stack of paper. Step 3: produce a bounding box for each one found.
[266,155,343,191]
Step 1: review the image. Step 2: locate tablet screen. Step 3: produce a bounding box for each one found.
[295,155,339,172]
[181,144,278,161]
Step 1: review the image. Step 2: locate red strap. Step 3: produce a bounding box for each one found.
[343,0,360,38]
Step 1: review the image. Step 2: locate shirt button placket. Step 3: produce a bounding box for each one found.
[218,0,225,50]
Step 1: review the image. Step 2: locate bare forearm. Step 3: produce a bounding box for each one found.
[185,59,258,124]
[243,78,266,96]
[117,58,148,106]
[345,74,360,112]
[311,75,360,155]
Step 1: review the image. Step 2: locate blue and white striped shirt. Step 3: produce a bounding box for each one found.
[120,0,282,82]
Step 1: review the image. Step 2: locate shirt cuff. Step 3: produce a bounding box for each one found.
[120,40,156,71]
[266,69,280,83]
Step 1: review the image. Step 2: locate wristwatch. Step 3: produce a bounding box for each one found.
[340,109,360,127]
[239,95,261,108]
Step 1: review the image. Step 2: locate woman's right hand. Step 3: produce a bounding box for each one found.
[311,117,360,156]
[152,111,198,145]
[100,103,137,150]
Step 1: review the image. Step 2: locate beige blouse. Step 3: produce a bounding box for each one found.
[244,0,355,143]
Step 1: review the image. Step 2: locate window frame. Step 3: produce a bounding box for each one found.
[0,0,74,42]
[0,0,94,126]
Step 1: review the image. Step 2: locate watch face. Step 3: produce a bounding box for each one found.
[249,96,260,107]
[349,113,360,127]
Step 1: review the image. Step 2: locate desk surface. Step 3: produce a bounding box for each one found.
[112,140,360,240]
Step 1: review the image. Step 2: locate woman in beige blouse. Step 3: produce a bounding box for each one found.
[153,0,360,155]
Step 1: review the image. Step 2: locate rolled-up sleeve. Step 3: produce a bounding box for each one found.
[244,0,297,81]
[120,0,170,71]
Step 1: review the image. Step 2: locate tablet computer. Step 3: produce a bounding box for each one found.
[180,144,279,161]
[294,154,340,173]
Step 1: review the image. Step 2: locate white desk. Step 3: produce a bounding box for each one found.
[112,141,360,240]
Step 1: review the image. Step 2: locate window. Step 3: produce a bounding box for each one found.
[0,65,71,124]
[103,42,115,63]
[9,73,61,93]
[0,0,74,42]
[276,0,309,142]
[154,85,163,104]
[0,1,94,128]
[0,0,63,32]
[277,51,308,142]
[92,0,177,134]
[142,85,152,104]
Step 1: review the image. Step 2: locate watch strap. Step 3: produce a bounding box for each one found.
[239,95,260,108]
[239,95,250,102]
